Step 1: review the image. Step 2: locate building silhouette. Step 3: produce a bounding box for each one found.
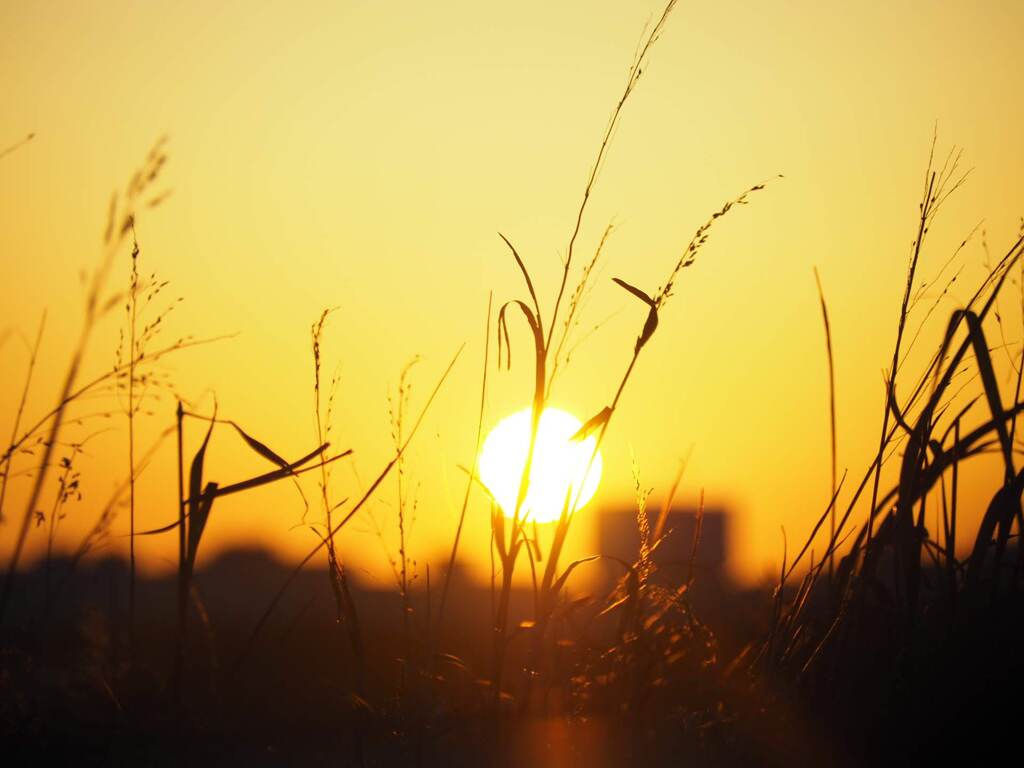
[596,505,730,590]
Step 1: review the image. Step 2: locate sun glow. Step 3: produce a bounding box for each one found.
[478,407,603,523]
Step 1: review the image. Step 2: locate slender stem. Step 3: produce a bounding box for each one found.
[0,311,45,529]
[867,171,936,546]
[231,347,461,678]
[128,233,139,653]
[173,400,186,705]
[813,268,838,580]
[43,455,73,620]
[546,0,679,350]
[437,294,491,635]
[0,318,93,622]
[0,334,230,471]
[0,149,166,624]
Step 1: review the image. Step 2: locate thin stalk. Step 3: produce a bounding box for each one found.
[491,305,544,704]
[546,0,679,349]
[437,294,491,634]
[0,311,45,528]
[128,231,139,653]
[814,267,838,580]
[0,335,228,473]
[0,302,102,621]
[53,426,173,611]
[7,146,172,623]
[950,418,959,616]
[395,371,411,700]
[311,309,367,763]
[231,346,462,678]
[43,447,77,620]
[867,169,936,546]
[173,400,187,705]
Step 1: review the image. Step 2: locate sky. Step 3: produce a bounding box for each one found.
[1,0,1023,589]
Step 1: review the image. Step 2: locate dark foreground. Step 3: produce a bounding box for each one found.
[2,545,1022,767]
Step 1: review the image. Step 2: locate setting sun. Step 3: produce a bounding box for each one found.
[478,407,603,523]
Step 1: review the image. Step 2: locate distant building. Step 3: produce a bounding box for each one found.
[596,506,730,588]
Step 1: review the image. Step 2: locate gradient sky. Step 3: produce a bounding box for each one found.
[2,0,1023,588]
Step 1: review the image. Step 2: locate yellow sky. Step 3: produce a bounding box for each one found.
[2,0,1023,588]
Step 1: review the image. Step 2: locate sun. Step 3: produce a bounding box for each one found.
[478,407,603,523]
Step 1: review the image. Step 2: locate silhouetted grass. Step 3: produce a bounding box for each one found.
[2,2,1024,765]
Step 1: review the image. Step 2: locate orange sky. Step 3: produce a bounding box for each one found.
[2,0,1023,588]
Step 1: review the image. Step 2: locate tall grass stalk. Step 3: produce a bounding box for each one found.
[813,267,838,580]
[546,0,678,349]
[487,0,779,709]
[173,400,186,704]
[232,346,462,677]
[760,163,1024,688]
[436,293,492,636]
[311,309,367,761]
[42,436,89,619]
[127,226,140,650]
[488,0,683,706]
[0,311,45,527]
[0,144,168,622]
[388,357,419,699]
[865,138,968,546]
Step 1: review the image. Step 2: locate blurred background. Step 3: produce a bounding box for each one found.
[2,0,1023,591]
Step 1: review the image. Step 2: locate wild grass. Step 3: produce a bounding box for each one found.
[0,140,172,621]
[2,1,1024,765]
